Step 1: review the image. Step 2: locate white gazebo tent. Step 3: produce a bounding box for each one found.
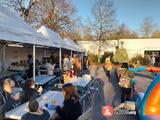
[63,38,85,52]
[37,26,85,69]
[0,6,57,80]
[63,38,78,57]
[37,26,69,69]
[63,38,85,66]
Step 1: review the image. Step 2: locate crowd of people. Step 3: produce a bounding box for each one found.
[21,83,82,120]
[104,56,136,103]
[0,79,43,119]
[1,50,138,119]
[0,52,90,120]
[149,55,160,67]
[62,54,88,83]
[25,52,88,81]
[0,79,83,120]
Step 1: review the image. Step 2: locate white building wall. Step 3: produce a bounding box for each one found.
[119,39,160,58]
[78,39,160,58]
[77,41,116,55]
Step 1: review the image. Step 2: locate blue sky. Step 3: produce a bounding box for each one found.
[72,0,160,32]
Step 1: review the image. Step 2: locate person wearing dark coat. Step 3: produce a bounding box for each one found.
[22,100,50,120]
[0,79,20,119]
[22,79,43,103]
[52,83,82,120]
[50,52,56,65]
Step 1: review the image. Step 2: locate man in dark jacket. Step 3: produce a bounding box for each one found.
[0,79,20,119]
[50,52,56,65]
[22,100,50,120]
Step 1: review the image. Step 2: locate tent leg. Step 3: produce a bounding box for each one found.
[59,47,62,69]
[71,50,72,57]
[33,45,36,81]
[77,51,78,56]
[2,44,6,71]
[43,48,45,57]
[81,52,83,68]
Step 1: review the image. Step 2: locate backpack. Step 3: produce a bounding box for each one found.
[118,68,132,88]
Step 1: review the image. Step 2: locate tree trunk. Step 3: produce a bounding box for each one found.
[117,39,120,47]
[98,41,102,63]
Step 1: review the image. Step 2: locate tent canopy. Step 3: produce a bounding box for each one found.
[63,38,85,52]
[62,38,77,51]
[37,26,85,52]
[37,26,62,48]
[0,6,85,52]
[0,6,53,47]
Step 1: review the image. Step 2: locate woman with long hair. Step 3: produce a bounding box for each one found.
[53,83,82,120]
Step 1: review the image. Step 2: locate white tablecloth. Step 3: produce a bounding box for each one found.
[70,77,92,88]
[12,87,23,96]
[35,75,56,85]
[5,91,64,120]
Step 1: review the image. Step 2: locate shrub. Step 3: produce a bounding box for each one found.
[113,48,129,63]
[88,52,98,64]
[129,54,150,65]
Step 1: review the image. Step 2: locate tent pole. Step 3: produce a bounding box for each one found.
[59,47,62,69]
[43,48,45,57]
[2,44,6,71]
[81,52,83,69]
[33,45,36,81]
[71,50,72,57]
[77,51,78,56]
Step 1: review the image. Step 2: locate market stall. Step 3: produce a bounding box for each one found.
[0,6,58,80]
[37,26,85,70]
[37,26,64,69]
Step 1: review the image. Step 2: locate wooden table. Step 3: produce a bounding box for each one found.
[35,75,56,85]
[5,91,64,120]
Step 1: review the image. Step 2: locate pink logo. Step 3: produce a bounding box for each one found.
[102,105,114,118]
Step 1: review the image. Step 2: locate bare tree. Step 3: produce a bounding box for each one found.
[69,28,82,41]
[108,24,138,40]
[140,17,157,38]
[151,31,160,38]
[91,0,116,63]
[1,0,37,22]
[38,0,77,38]
[81,25,93,41]
[2,0,78,38]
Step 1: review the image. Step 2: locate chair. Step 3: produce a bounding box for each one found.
[0,85,5,104]
[78,86,96,120]
[77,108,92,120]
[53,83,63,91]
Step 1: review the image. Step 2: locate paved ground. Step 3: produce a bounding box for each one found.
[88,65,153,120]
[134,72,153,93]
[89,66,122,120]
